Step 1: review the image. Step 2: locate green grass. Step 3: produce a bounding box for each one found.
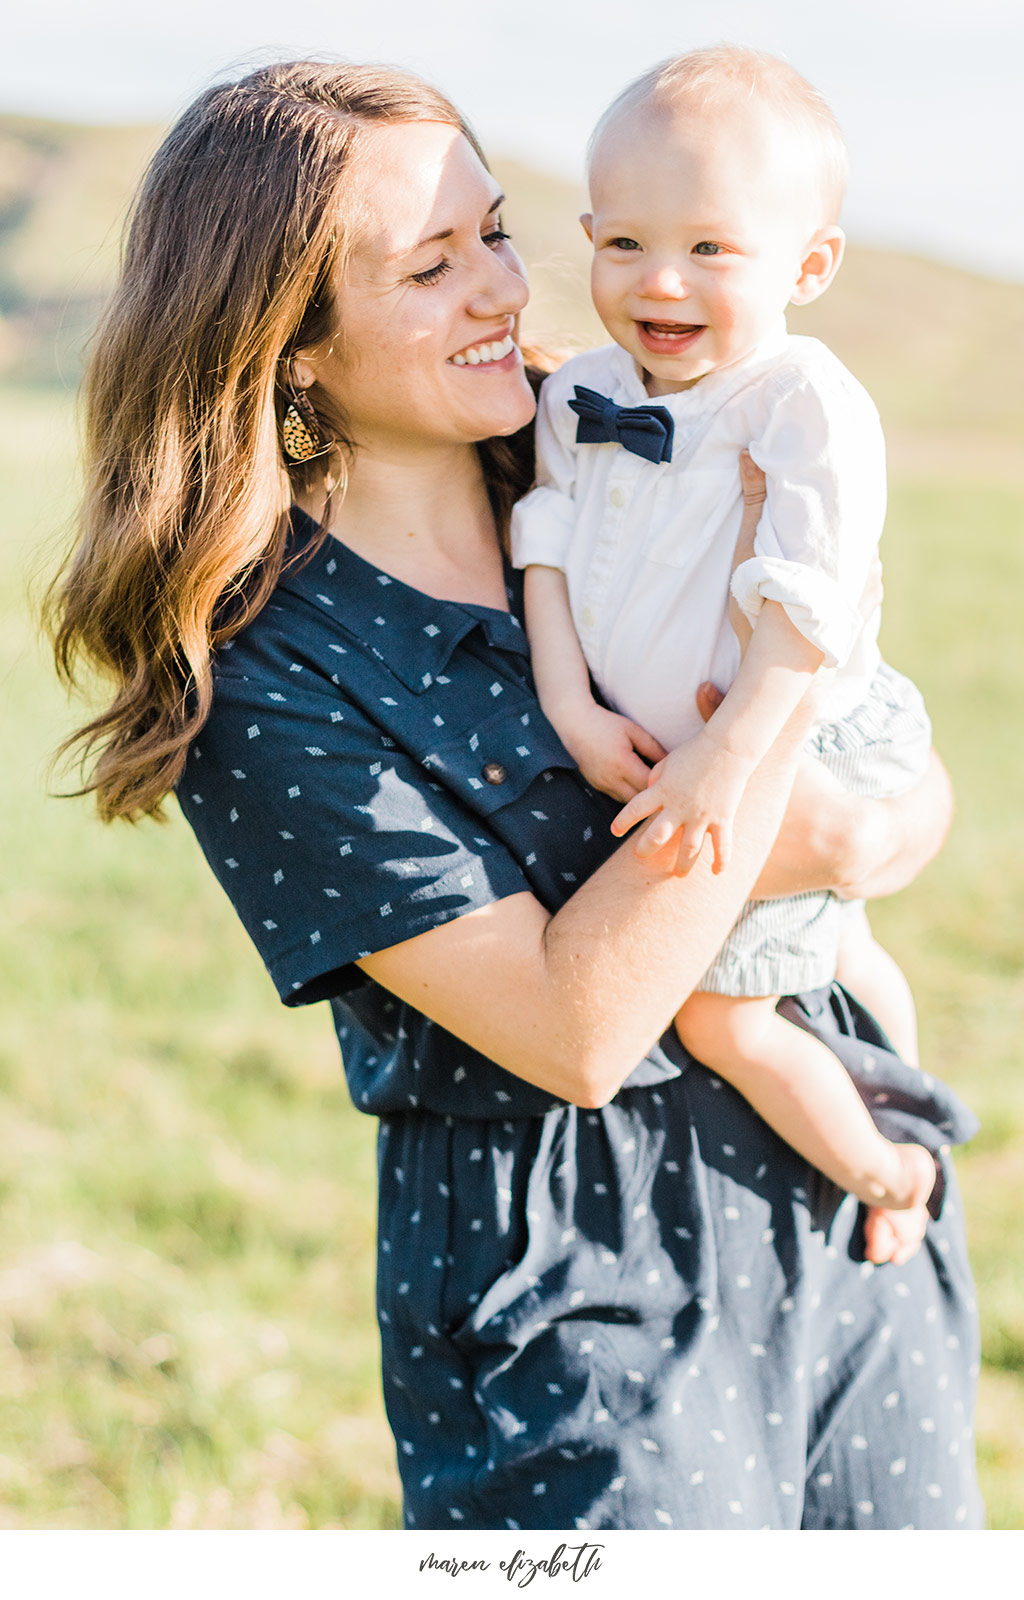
[2,378,1022,1528]
[1,388,399,1527]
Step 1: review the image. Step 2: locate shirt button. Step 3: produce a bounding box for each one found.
[609,486,626,508]
[482,761,507,786]
[581,606,596,629]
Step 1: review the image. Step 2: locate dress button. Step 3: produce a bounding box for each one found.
[609,486,626,508]
[482,761,507,786]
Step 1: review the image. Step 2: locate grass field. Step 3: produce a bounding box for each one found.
[2,363,1022,1529]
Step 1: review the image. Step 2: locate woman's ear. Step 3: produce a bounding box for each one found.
[289,354,318,392]
[790,226,845,307]
[579,212,594,243]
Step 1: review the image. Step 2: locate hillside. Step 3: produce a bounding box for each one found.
[1,115,1021,478]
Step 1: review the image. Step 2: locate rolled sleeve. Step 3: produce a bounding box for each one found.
[745,361,887,667]
[509,484,578,570]
[730,552,864,668]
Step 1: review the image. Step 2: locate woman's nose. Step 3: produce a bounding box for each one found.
[468,243,529,320]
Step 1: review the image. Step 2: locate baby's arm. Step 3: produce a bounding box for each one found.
[613,600,824,874]
[525,566,664,802]
[513,369,664,801]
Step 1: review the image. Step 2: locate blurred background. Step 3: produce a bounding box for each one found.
[1,0,1021,1530]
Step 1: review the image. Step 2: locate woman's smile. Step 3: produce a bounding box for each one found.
[449,331,518,366]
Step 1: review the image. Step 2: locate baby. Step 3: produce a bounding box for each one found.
[510,46,937,1243]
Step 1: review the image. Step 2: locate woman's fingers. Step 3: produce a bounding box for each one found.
[695,680,725,725]
[738,447,767,508]
[729,451,765,658]
[734,453,765,572]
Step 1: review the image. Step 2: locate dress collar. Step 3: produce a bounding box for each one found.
[278,509,528,694]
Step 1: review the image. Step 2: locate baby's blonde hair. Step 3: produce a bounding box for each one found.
[589,44,849,223]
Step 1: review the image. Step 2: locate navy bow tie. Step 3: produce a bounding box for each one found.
[568,385,674,464]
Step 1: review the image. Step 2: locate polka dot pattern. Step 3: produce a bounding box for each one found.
[178,511,983,1530]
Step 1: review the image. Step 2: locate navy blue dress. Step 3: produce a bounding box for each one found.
[178,512,982,1530]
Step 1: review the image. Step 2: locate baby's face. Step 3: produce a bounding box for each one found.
[585,102,838,395]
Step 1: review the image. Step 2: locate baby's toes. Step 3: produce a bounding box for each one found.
[864,1204,928,1266]
[863,1207,899,1265]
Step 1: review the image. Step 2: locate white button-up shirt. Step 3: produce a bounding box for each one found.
[510,322,886,749]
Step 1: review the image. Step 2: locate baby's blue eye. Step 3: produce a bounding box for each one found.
[693,241,723,256]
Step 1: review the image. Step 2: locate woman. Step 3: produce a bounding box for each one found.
[50,62,982,1530]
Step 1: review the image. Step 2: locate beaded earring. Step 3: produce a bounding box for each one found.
[281,389,324,463]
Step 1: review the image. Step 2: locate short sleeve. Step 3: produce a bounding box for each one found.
[178,671,530,1007]
[733,360,887,668]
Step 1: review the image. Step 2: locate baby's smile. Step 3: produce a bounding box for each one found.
[635,319,706,358]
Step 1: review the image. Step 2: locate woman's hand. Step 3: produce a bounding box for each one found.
[754,747,953,902]
[727,449,763,658]
[696,686,953,904]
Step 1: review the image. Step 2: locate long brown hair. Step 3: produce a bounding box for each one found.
[47,61,539,822]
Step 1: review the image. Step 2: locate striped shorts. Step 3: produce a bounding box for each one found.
[698,661,932,997]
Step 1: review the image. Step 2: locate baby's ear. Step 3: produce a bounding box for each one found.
[790,226,845,307]
[579,212,595,243]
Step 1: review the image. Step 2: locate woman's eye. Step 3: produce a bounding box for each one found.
[484,227,511,247]
[693,241,724,256]
[411,259,452,286]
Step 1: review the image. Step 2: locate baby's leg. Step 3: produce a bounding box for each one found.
[675,992,935,1212]
[835,905,919,1064]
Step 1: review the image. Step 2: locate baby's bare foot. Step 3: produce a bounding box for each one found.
[864,1202,930,1265]
[865,1140,936,1209]
[863,1145,935,1264]
[896,1142,938,1209]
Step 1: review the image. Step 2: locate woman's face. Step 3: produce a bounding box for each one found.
[296,121,535,455]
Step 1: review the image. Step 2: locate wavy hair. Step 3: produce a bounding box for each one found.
[47,61,541,821]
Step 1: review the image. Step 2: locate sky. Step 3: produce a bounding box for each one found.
[5,0,1023,281]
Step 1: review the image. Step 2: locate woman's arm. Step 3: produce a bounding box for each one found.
[359,695,810,1108]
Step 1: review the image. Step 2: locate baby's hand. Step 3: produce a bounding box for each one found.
[611,733,755,874]
[556,703,666,803]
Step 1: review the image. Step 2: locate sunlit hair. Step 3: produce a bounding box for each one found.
[588,44,849,223]
[47,60,541,821]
